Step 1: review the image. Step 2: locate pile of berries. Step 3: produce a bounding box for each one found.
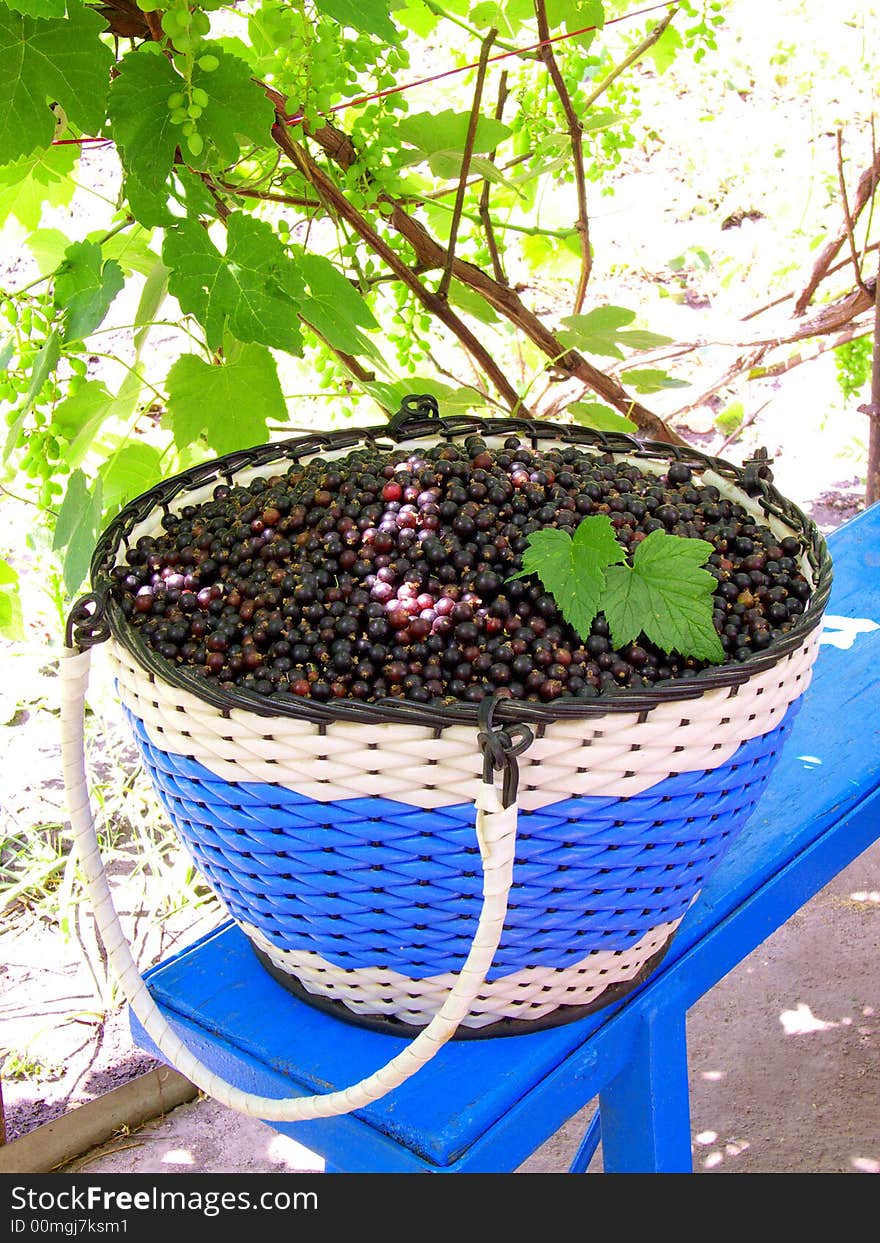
[109,435,812,706]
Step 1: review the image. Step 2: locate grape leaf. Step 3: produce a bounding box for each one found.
[188,45,276,169]
[163,213,305,353]
[427,152,511,187]
[644,23,684,74]
[364,377,480,417]
[0,4,113,163]
[602,529,725,662]
[509,516,626,641]
[470,0,534,38]
[54,240,125,344]
[165,345,286,456]
[313,0,400,43]
[28,225,156,279]
[100,442,164,512]
[620,368,690,394]
[3,328,61,460]
[0,143,77,230]
[3,1,66,15]
[52,467,103,597]
[544,0,605,33]
[296,251,380,358]
[133,258,169,355]
[393,0,441,38]
[112,42,270,192]
[396,110,512,156]
[581,109,620,134]
[24,329,60,407]
[558,306,673,360]
[123,163,220,231]
[446,278,501,325]
[107,46,182,194]
[0,556,23,641]
[568,400,638,434]
[52,380,115,468]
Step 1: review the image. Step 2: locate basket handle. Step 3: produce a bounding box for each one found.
[59,645,522,1123]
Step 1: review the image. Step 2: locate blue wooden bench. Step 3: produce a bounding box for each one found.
[130,504,880,1173]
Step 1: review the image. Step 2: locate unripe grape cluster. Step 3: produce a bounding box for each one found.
[110,434,813,708]
[0,293,72,508]
[137,0,219,158]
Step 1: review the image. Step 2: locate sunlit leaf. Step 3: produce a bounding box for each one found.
[52,468,103,597]
[0,4,112,162]
[568,401,638,434]
[509,516,626,641]
[602,529,724,662]
[165,345,286,456]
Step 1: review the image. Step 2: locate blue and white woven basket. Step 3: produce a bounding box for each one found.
[80,413,832,1038]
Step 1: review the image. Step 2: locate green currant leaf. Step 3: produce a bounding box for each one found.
[165,345,286,456]
[52,467,103,598]
[509,516,626,641]
[0,3,113,163]
[601,529,725,663]
[296,252,381,360]
[54,240,125,344]
[163,213,305,354]
[107,45,182,195]
[313,0,400,43]
[0,143,77,230]
[188,44,276,169]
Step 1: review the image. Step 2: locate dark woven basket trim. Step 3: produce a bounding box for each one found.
[249,939,677,1037]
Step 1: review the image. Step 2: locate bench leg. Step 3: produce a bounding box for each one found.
[569,1108,602,1172]
[597,1007,693,1173]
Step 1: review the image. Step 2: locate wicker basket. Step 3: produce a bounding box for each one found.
[69,400,832,1040]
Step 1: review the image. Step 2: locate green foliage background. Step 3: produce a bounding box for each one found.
[0,0,875,636]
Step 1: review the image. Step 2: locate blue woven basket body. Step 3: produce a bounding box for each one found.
[106,633,815,1035]
[129,708,793,982]
[86,415,831,1036]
